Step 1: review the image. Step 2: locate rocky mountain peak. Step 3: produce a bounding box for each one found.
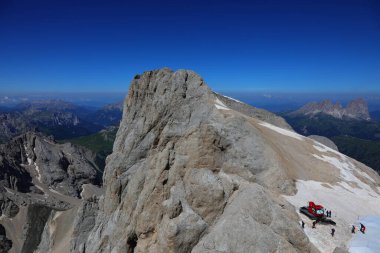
[3,68,379,253]
[82,68,320,253]
[345,98,370,120]
[292,98,371,120]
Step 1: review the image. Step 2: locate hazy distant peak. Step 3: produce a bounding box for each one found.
[15,99,77,111]
[291,98,371,121]
[101,101,123,111]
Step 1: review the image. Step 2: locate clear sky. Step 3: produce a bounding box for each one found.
[1,0,379,93]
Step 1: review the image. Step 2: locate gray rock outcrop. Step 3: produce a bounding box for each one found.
[0,132,100,197]
[332,247,349,253]
[0,132,101,253]
[80,68,317,253]
[20,205,52,253]
[0,195,19,218]
[35,195,100,253]
[70,197,99,253]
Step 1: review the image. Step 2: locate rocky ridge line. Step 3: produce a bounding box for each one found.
[291,99,371,121]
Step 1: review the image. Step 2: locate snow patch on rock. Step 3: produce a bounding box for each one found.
[48,187,65,197]
[222,95,244,104]
[313,142,343,157]
[215,98,230,110]
[313,142,375,184]
[284,179,380,253]
[312,154,374,191]
[259,122,304,140]
[34,162,42,182]
[24,145,33,165]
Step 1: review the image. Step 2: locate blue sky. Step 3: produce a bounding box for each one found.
[1,0,379,93]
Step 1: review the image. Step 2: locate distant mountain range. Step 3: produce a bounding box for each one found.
[290,98,371,121]
[0,100,123,143]
[88,101,123,127]
[283,98,380,173]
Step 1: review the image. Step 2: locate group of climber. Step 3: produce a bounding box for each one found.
[300,207,367,238]
[301,219,367,238]
[301,219,337,237]
[299,203,368,238]
[351,223,366,234]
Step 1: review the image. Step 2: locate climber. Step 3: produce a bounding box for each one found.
[301,221,305,229]
[312,221,316,228]
[331,228,335,237]
[360,223,366,234]
[351,225,355,234]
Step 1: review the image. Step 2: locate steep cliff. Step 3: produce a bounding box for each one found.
[81,68,321,252]
[0,133,101,253]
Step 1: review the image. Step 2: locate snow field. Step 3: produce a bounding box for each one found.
[258,122,304,140]
[215,98,230,110]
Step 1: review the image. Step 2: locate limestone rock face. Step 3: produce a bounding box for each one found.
[192,184,311,253]
[83,68,317,253]
[35,196,100,253]
[0,132,101,253]
[70,197,99,253]
[0,132,99,197]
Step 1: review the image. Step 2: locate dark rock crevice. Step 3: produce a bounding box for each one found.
[21,205,52,253]
[126,233,137,253]
[0,224,12,253]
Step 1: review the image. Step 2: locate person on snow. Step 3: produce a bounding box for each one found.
[301,221,305,229]
[312,221,316,228]
[360,223,366,234]
[351,225,355,234]
[331,228,335,237]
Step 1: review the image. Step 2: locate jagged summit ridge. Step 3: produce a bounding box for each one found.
[291,98,371,121]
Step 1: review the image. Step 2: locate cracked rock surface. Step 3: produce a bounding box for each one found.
[82,68,318,253]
